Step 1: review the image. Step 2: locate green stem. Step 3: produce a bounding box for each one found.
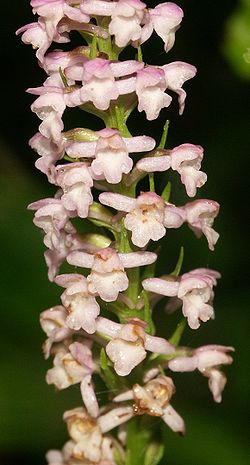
[149,173,155,192]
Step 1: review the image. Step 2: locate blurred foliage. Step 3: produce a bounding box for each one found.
[1,0,250,464]
[223,0,250,79]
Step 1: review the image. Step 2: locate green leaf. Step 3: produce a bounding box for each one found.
[169,318,187,346]
[144,442,164,465]
[137,45,143,62]
[161,181,171,202]
[125,418,152,465]
[149,173,155,192]
[171,246,184,276]
[90,33,98,59]
[59,67,69,88]
[100,349,125,392]
[141,290,155,336]
[158,120,170,149]
[114,445,126,465]
[142,248,160,280]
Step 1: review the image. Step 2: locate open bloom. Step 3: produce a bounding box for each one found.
[55,406,130,463]
[137,143,207,197]
[46,341,99,417]
[29,132,65,183]
[140,2,183,52]
[99,191,184,247]
[96,317,175,376]
[67,247,157,302]
[16,21,52,63]
[56,162,93,218]
[55,273,100,334]
[136,67,172,120]
[28,197,74,250]
[143,268,221,329]
[109,0,146,47]
[164,199,220,250]
[30,0,90,42]
[163,61,197,114]
[40,305,73,358]
[114,375,185,433]
[168,345,234,402]
[28,84,67,143]
[66,128,156,184]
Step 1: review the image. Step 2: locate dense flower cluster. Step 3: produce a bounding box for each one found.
[18,1,233,464]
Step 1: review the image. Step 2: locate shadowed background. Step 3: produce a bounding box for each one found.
[0,1,249,464]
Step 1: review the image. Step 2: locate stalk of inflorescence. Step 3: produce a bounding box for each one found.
[17,2,234,465]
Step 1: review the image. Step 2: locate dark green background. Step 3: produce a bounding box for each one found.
[0,1,249,464]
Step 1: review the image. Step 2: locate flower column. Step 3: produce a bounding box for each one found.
[17,2,233,465]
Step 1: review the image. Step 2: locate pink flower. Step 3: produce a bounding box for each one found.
[171,144,207,196]
[28,197,74,250]
[44,231,98,281]
[66,128,155,184]
[91,129,133,184]
[43,47,88,75]
[46,341,99,417]
[168,345,234,402]
[99,191,187,247]
[182,199,220,250]
[142,268,221,329]
[40,305,73,358]
[99,191,168,247]
[81,58,120,110]
[164,199,220,250]
[136,67,172,120]
[30,0,90,42]
[109,0,146,48]
[56,162,93,218]
[137,143,207,197]
[141,2,183,52]
[163,61,197,114]
[63,406,103,462]
[55,273,100,334]
[29,89,66,143]
[114,375,185,433]
[61,406,130,463]
[16,21,52,63]
[96,317,175,376]
[29,132,65,183]
[67,247,157,302]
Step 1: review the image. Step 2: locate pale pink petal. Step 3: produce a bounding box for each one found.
[144,334,175,354]
[137,155,171,172]
[119,251,157,268]
[163,61,197,114]
[99,192,136,212]
[80,375,99,418]
[124,135,156,152]
[162,404,185,434]
[142,277,179,296]
[110,60,144,77]
[96,316,122,338]
[207,369,227,403]
[168,355,198,372]
[106,338,147,376]
[136,67,171,121]
[67,251,94,268]
[80,0,115,16]
[113,390,134,402]
[164,204,186,228]
[98,406,134,433]
[109,0,146,48]
[148,3,183,52]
